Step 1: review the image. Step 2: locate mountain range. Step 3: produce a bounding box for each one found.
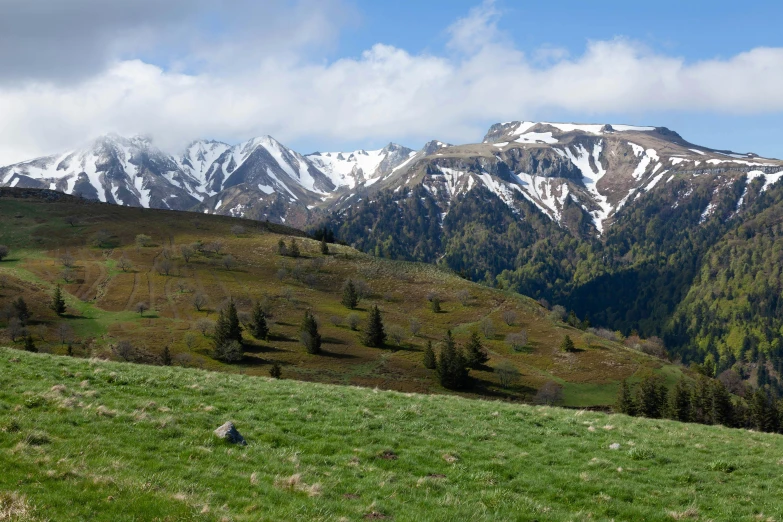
[4,122,783,375]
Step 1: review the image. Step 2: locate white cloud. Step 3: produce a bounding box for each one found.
[1,1,783,164]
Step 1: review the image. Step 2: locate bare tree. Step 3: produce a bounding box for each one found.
[60,253,75,268]
[61,267,76,283]
[329,316,342,327]
[176,280,191,293]
[230,225,246,236]
[135,302,149,317]
[495,361,521,388]
[222,255,236,271]
[550,305,567,322]
[114,340,135,361]
[282,287,294,301]
[7,317,25,341]
[534,381,563,405]
[180,245,194,263]
[481,318,496,339]
[207,240,224,255]
[506,331,528,352]
[310,257,325,272]
[196,318,214,336]
[56,323,74,346]
[117,255,133,272]
[388,325,406,346]
[409,317,422,337]
[161,248,172,260]
[456,289,471,307]
[502,310,517,326]
[64,216,78,227]
[91,229,112,248]
[304,273,318,289]
[347,313,360,331]
[193,292,208,311]
[135,234,152,247]
[184,332,198,351]
[156,258,174,276]
[0,245,8,262]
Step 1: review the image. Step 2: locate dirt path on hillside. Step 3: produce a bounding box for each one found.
[164,276,181,320]
[124,273,140,311]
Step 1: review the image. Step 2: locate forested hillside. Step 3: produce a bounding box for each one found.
[321,172,783,395]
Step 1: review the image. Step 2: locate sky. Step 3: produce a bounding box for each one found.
[0,0,782,164]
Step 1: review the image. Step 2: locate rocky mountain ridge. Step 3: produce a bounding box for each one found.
[2,122,781,233]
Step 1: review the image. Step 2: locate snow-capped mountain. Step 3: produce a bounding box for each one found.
[306,143,416,189]
[2,122,782,235]
[373,122,783,234]
[0,134,201,210]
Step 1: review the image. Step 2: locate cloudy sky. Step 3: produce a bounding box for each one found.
[1,0,782,164]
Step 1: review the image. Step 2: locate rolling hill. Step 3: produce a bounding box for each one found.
[0,187,679,408]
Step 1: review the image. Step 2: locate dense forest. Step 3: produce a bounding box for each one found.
[318,173,783,394]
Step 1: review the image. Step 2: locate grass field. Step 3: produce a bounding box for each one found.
[1,348,781,521]
[0,189,680,406]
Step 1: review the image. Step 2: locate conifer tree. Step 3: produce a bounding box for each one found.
[362,305,386,347]
[250,301,269,340]
[615,379,636,415]
[161,345,172,366]
[269,362,282,379]
[436,330,470,390]
[300,310,321,354]
[464,331,489,368]
[13,297,30,325]
[560,335,576,353]
[711,380,734,427]
[277,238,287,256]
[289,238,300,258]
[342,279,359,309]
[23,334,37,353]
[669,378,692,422]
[423,340,436,369]
[214,300,242,351]
[320,236,329,255]
[635,375,667,418]
[50,284,66,316]
[691,375,713,424]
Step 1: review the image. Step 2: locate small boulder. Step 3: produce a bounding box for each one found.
[214,421,246,445]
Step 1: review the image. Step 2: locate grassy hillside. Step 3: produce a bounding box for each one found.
[0,188,679,407]
[1,348,782,521]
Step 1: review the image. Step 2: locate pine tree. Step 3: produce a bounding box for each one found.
[277,238,287,256]
[289,238,300,258]
[436,331,470,390]
[635,375,667,418]
[320,237,329,255]
[66,343,74,357]
[464,331,489,368]
[161,345,172,366]
[269,362,282,379]
[560,335,576,353]
[214,340,243,363]
[250,301,269,340]
[342,279,358,309]
[50,284,66,316]
[13,297,30,325]
[691,375,713,424]
[214,300,242,352]
[431,297,441,313]
[711,380,734,427]
[669,378,692,422]
[300,310,321,354]
[23,334,37,353]
[423,340,436,369]
[615,379,636,415]
[362,305,386,347]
